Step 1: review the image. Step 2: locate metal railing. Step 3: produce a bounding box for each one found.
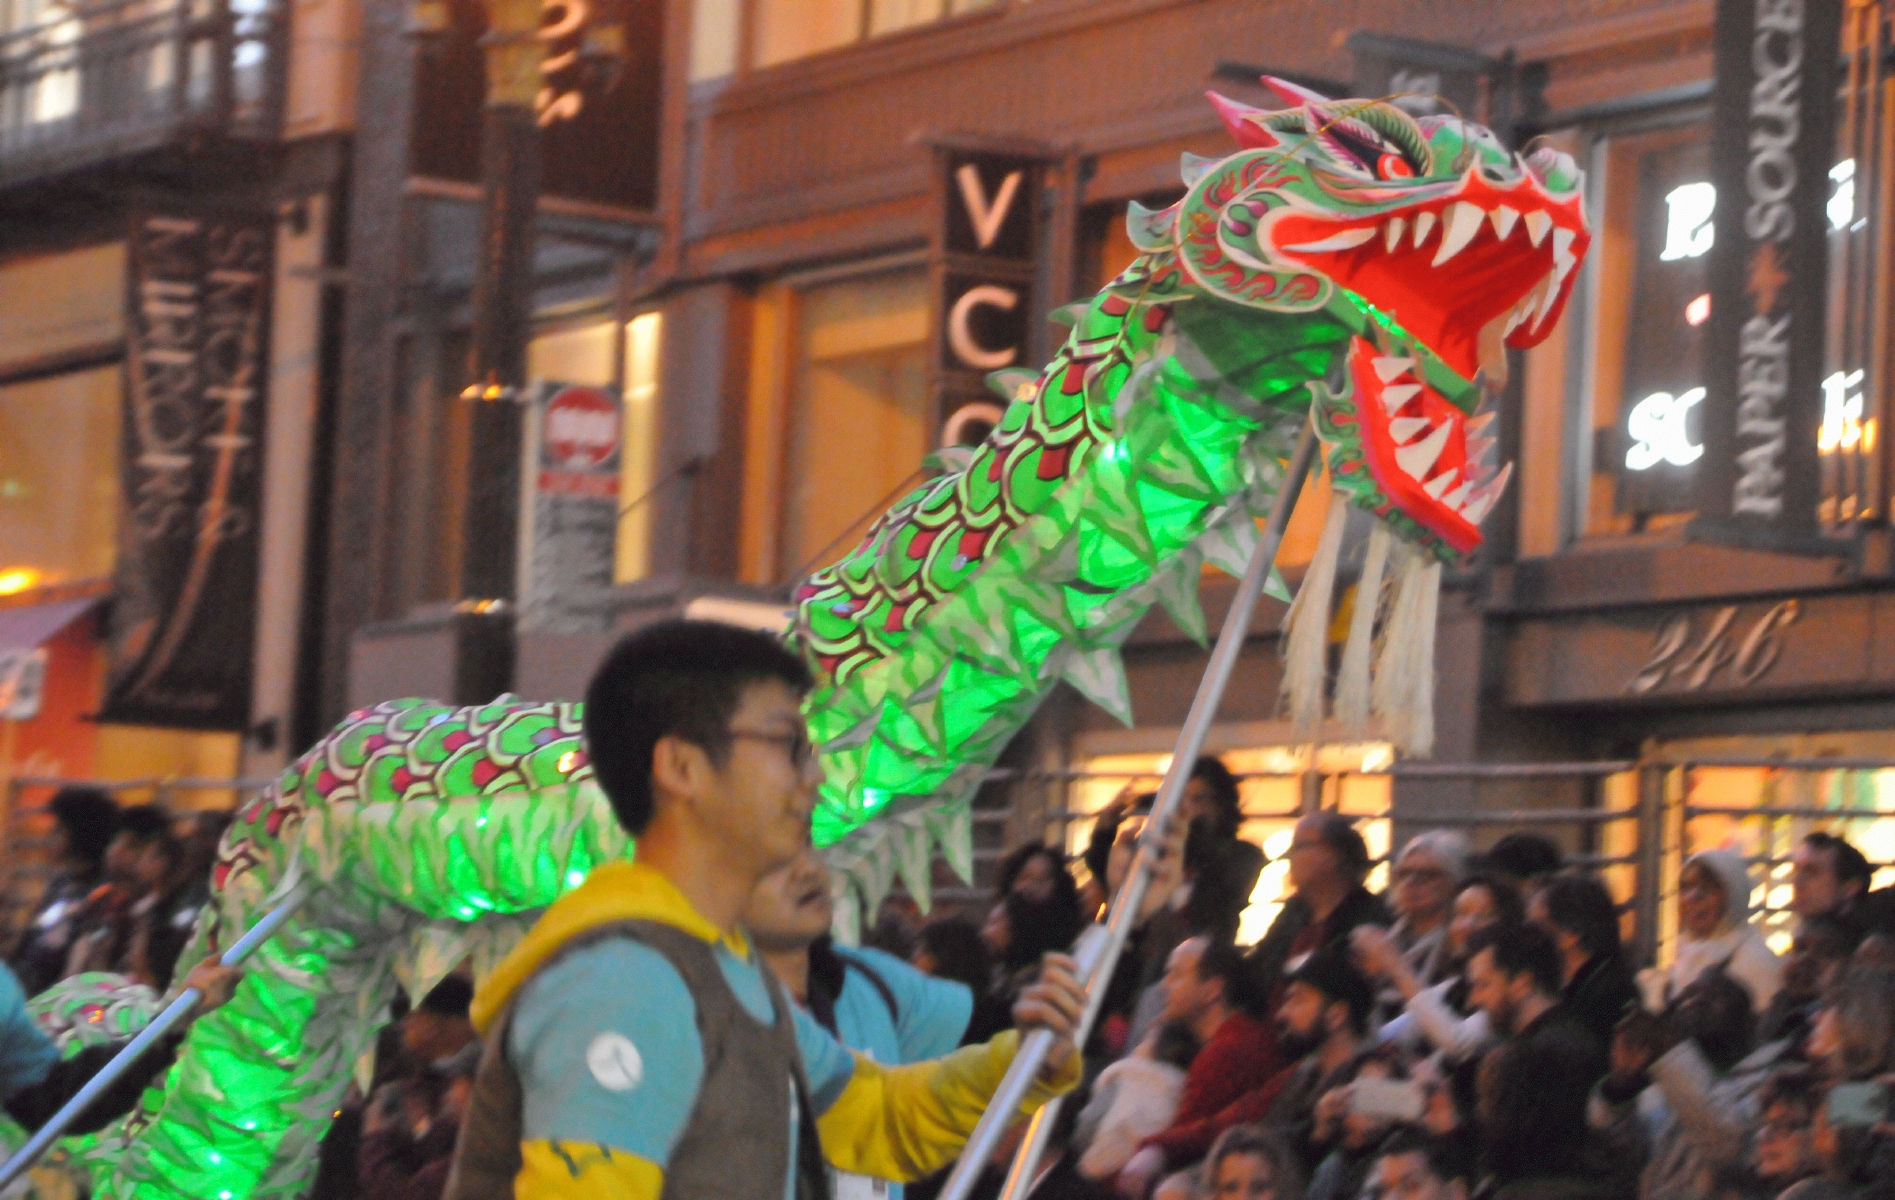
[0,0,285,188]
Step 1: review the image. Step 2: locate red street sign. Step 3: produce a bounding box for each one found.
[543,385,620,471]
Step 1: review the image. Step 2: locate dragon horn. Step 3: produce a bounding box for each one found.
[1205,91,1283,150]
[1259,74,1333,108]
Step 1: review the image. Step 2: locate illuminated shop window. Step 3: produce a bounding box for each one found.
[779,269,930,577]
[692,0,1002,78]
[618,313,662,583]
[1577,117,1871,540]
[0,367,120,594]
[1065,743,1394,946]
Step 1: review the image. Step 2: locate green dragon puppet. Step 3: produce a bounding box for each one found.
[0,80,1588,1200]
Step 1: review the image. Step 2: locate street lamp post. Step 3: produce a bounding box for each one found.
[462,0,543,596]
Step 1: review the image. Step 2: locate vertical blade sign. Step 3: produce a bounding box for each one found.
[103,210,274,730]
[1690,0,1843,553]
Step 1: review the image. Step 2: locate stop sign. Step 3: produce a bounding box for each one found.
[543,386,620,470]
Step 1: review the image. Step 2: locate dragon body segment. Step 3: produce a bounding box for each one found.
[5,83,1591,1200]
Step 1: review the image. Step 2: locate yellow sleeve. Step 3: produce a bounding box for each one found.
[516,1140,666,1200]
[814,1031,1082,1182]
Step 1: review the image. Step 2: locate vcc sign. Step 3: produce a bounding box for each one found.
[930,143,1046,448]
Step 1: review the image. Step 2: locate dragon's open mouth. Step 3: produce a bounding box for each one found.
[1268,170,1589,385]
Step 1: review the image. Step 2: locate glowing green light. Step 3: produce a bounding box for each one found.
[476,815,487,828]
[566,870,585,887]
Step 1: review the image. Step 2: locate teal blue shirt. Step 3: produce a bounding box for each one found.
[509,938,858,1198]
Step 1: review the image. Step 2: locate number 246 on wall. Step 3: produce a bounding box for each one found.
[1626,600,1801,695]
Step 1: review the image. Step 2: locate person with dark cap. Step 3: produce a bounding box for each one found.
[10,787,119,996]
[1244,813,1388,1004]
[1479,835,1562,903]
[1115,950,1375,1195]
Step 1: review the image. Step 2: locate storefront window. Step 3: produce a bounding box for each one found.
[696,0,1002,77]
[1581,122,1712,537]
[0,367,121,592]
[619,313,662,582]
[1571,118,1869,542]
[779,269,930,577]
[1066,743,1394,946]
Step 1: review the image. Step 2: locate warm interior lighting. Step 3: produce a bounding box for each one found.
[0,567,43,595]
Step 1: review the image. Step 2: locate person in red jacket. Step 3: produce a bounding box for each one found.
[1112,936,1281,1198]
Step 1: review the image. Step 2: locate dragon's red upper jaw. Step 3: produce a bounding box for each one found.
[1268,172,1589,384]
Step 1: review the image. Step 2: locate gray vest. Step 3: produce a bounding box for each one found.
[444,918,832,1200]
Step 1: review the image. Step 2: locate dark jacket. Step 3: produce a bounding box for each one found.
[1562,953,1640,1053]
[1244,886,1389,1003]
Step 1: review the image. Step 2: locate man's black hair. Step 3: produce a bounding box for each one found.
[1189,757,1244,839]
[116,804,171,843]
[1288,947,1375,1035]
[1311,811,1371,882]
[1538,872,1626,964]
[1483,833,1563,883]
[583,619,813,836]
[1377,1124,1466,1185]
[1805,832,1874,895]
[1467,921,1562,999]
[49,787,118,869]
[418,975,474,1018]
[915,916,990,994]
[1193,936,1248,1009]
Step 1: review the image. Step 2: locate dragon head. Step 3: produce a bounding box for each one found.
[1143,78,1591,556]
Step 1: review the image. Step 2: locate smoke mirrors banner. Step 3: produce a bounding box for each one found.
[1691,0,1843,553]
[102,209,274,730]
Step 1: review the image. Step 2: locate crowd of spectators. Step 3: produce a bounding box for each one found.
[868,763,1895,1200]
[10,768,1895,1200]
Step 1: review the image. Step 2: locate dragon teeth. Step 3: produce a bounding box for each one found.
[1396,421,1452,478]
[1533,270,1563,330]
[1381,383,1422,411]
[1384,217,1406,252]
[1412,210,1436,248]
[1389,416,1431,444]
[1524,209,1552,247]
[1433,202,1484,266]
[1490,205,1521,241]
[1442,477,1475,509]
[1284,227,1378,253]
[1423,469,1457,500]
[1371,356,1415,383]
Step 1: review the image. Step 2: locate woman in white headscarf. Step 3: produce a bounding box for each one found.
[1657,848,1783,1013]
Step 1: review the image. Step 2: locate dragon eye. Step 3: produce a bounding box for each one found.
[1378,153,1416,180]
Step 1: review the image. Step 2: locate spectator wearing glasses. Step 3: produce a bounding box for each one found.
[1386,833,1470,986]
[1353,873,1523,1063]
[1244,814,1388,1005]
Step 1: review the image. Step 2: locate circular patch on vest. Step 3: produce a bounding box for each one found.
[585,1032,644,1092]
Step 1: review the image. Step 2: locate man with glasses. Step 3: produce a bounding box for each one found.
[446,620,1089,1200]
[1243,813,1389,1003]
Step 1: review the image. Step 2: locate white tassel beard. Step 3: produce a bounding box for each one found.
[1280,493,1349,740]
[1334,519,1392,736]
[1372,538,1441,757]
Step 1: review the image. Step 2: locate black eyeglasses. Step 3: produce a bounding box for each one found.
[728,727,815,770]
